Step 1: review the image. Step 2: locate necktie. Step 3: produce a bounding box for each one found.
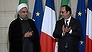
[65,20,69,52]
[65,20,68,28]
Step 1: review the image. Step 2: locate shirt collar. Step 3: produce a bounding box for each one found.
[64,16,71,25]
[65,16,71,21]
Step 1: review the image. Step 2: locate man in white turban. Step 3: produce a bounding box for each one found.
[8,3,40,52]
[16,3,29,20]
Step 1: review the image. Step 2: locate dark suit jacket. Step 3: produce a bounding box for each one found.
[8,17,40,52]
[53,17,82,52]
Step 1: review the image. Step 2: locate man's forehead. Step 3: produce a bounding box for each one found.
[61,7,66,11]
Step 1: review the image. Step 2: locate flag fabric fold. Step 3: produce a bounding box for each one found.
[40,0,56,52]
[61,0,70,6]
[32,0,43,36]
[76,0,86,52]
[86,0,92,52]
[19,0,27,4]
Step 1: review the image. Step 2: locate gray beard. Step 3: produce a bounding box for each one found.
[20,16,29,20]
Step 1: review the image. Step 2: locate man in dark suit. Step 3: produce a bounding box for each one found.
[8,3,40,52]
[53,5,82,52]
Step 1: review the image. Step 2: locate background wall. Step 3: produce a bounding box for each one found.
[0,0,86,52]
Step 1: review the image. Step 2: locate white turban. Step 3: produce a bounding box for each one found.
[16,3,28,13]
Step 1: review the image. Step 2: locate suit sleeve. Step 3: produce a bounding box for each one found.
[70,20,82,38]
[53,21,63,38]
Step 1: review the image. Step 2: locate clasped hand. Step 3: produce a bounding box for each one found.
[62,25,71,35]
[24,31,33,37]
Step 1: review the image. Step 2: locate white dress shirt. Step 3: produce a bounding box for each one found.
[62,16,72,36]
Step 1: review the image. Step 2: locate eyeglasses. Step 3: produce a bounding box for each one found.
[60,11,66,14]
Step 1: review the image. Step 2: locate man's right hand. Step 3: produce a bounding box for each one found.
[24,31,33,37]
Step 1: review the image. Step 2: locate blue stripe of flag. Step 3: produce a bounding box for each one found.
[88,0,92,11]
[46,0,55,11]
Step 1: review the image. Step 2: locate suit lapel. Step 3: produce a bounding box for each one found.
[69,17,74,28]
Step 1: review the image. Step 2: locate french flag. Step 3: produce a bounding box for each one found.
[40,0,57,52]
[86,0,92,52]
